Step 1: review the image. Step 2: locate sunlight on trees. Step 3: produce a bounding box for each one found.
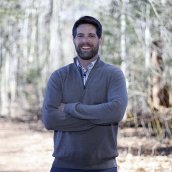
[0,0,172,138]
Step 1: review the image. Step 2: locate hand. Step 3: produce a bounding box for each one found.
[58,103,65,112]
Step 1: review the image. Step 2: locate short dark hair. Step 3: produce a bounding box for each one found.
[72,16,102,39]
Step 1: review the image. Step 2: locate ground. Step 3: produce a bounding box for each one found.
[0,120,171,172]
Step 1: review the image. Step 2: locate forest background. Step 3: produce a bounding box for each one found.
[0,0,172,171]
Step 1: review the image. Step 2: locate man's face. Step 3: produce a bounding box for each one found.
[73,24,101,60]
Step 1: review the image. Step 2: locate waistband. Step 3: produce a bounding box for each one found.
[52,158,117,170]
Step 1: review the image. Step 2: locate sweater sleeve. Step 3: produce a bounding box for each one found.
[64,68,128,125]
[42,71,96,131]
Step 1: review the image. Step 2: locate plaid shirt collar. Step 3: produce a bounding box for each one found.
[76,58,97,73]
[75,57,97,86]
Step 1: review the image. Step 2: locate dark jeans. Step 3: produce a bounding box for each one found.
[50,167,117,172]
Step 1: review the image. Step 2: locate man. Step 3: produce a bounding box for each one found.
[42,16,128,172]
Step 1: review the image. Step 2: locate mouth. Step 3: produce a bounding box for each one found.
[80,46,92,51]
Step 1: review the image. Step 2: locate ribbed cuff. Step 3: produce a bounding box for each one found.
[64,103,79,115]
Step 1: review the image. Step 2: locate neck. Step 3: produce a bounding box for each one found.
[78,55,98,69]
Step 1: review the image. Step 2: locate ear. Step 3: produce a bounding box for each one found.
[73,38,75,44]
[99,37,103,45]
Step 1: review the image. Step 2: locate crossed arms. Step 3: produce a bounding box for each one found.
[42,69,128,132]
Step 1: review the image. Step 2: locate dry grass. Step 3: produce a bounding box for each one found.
[0,120,171,172]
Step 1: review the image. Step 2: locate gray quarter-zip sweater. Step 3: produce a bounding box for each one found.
[42,57,128,170]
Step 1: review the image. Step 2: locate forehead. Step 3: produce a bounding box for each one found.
[76,24,96,34]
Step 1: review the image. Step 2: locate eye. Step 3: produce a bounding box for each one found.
[76,34,84,38]
[89,34,96,38]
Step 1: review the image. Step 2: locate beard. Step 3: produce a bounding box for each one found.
[74,43,99,60]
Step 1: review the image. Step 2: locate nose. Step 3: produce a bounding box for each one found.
[81,36,90,43]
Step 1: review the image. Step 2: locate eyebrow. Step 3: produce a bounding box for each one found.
[76,33,97,36]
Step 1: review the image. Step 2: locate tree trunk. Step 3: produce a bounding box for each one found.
[149,40,170,110]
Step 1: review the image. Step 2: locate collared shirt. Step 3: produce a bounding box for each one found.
[76,58,97,86]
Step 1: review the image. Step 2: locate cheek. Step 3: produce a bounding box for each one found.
[73,40,80,46]
[73,41,78,48]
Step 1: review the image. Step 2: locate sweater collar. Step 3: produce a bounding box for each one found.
[74,56,100,67]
